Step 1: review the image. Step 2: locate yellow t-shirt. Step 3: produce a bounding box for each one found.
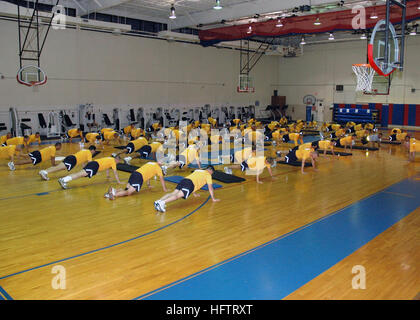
[0,145,16,158]
[0,135,8,145]
[124,126,134,135]
[180,147,199,164]
[340,136,353,145]
[208,117,217,126]
[187,170,213,193]
[354,124,363,131]
[68,129,82,138]
[74,149,92,165]
[104,131,118,141]
[152,123,161,130]
[232,119,241,125]
[234,147,252,163]
[396,132,407,141]
[131,137,148,150]
[39,146,56,161]
[131,128,144,139]
[355,130,367,138]
[136,162,163,182]
[247,156,270,171]
[96,157,116,172]
[318,140,333,150]
[295,148,311,161]
[100,128,114,134]
[289,133,301,143]
[6,137,24,146]
[85,133,100,143]
[149,142,163,153]
[331,124,341,131]
[335,129,346,138]
[409,138,419,153]
[298,143,312,150]
[391,128,401,134]
[26,134,41,145]
[268,122,278,131]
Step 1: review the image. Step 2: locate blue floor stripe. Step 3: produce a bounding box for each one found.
[135,176,420,300]
[0,286,13,300]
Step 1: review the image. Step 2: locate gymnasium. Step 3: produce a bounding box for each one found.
[0,0,419,301]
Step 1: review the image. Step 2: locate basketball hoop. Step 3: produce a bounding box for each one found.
[16,65,47,87]
[237,74,255,93]
[352,64,375,93]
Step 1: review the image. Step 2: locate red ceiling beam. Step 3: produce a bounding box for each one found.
[199,1,420,45]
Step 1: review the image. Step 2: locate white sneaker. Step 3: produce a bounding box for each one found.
[39,170,49,180]
[8,162,15,171]
[111,153,117,158]
[224,167,230,174]
[58,178,68,189]
[154,201,159,211]
[158,200,166,213]
[162,166,168,176]
[124,157,132,164]
[104,193,110,199]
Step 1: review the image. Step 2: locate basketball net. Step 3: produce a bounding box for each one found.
[352,64,375,93]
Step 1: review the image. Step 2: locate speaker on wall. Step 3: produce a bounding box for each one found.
[336,85,344,92]
[273,90,278,96]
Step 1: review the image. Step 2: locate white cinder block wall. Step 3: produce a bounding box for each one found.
[0,19,278,117]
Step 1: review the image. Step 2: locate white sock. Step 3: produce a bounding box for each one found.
[63,176,72,183]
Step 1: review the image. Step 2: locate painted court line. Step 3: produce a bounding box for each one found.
[0,286,13,300]
[0,196,211,281]
[134,176,420,300]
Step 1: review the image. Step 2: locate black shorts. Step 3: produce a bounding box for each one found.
[63,155,77,171]
[389,134,397,142]
[138,145,152,158]
[330,132,337,139]
[1,142,7,146]
[335,139,343,148]
[285,150,298,163]
[126,142,135,154]
[128,171,144,192]
[327,125,332,132]
[176,155,187,168]
[83,161,99,178]
[240,161,249,172]
[348,127,355,133]
[282,134,290,143]
[175,178,195,199]
[28,150,42,165]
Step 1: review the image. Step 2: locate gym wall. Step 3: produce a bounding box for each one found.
[274,36,420,124]
[0,18,278,114]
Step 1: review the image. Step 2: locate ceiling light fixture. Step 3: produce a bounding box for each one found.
[247,25,252,34]
[314,16,321,25]
[360,33,367,40]
[370,3,378,19]
[169,5,176,19]
[300,36,306,45]
[276,18,283,27]
[328,33,335,40]
[213,0,222,10]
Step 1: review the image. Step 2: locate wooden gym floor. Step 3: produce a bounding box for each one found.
[0,131,419,300]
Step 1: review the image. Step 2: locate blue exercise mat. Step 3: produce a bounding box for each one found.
[164,175,223,191]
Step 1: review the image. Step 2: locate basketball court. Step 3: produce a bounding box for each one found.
[0,0,419,302]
